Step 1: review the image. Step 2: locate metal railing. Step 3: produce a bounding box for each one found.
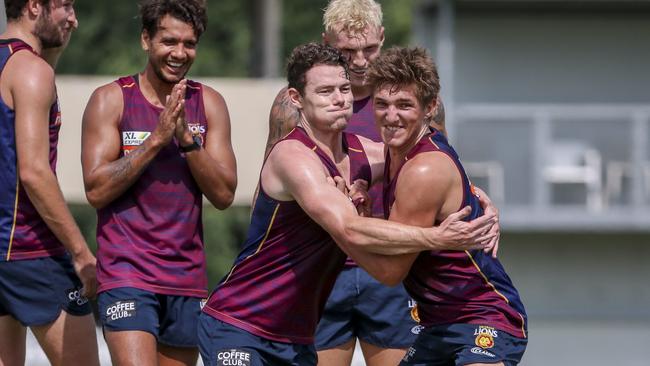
[453,103,650,231]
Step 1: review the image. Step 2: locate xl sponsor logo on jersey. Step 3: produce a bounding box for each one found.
[474,325,498,349]
[216,349,251,366]
[122,131,151,155]
[66,288,88,306]
[105,300,136,322]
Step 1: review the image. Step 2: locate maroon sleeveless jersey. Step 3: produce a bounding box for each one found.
[342,96,382,266]
[203,127,372,344]
[96,75,208,297]
[0,39,65,261]
[383,129,527,338]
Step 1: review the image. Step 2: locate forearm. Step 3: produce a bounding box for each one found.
[339,216,441,255]
[341,243,415,286]
[21,169,90,257]
[84,139,162,208]
[185,150,237,210]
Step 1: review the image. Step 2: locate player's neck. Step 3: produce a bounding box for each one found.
[1,24,43,54]
[389,124,430,170]
[352,84,372,101]
[139,66,175,108]
[300,120,346,162]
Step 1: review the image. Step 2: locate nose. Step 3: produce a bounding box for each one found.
[351,50,366,68]
[69,8,78,29]
[332,89,345,105]
[385,105,399,123]
[171,44,187,60]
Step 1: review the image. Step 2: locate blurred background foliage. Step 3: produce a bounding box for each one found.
[58,0,412,77]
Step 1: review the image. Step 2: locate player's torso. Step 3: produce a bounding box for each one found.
[0,39,64,261]
[204,127,371,344]
[384,129,527,338]
[95,75,208,297]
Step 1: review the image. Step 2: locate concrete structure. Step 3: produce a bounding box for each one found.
[414,0,650,229]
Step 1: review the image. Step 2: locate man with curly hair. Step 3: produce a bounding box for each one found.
[264,1,498,365]
[81,0,237,365]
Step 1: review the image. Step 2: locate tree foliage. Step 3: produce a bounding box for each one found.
[58,0,412,77]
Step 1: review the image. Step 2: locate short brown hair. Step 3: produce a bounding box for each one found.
[286,42,349,96]
[367,46,440,107]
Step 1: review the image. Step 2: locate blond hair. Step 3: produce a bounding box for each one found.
[323,0,383,36]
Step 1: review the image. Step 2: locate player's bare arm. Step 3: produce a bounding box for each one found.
[358,135,498,253]
[264,87,301,158]
[379,151,466,284]
[175,85,237,209]
[82,80,186,209]
[265,141,491,258]
[7,52,96,297]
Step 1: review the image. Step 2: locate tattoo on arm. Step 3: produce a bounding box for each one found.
[110,147,144,182]
[266,91,300,156]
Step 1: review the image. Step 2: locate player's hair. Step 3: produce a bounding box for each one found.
[5,0,50,21]
[287,42,349,96]
[323,0,383,36]
[139,0,207,39]
[367,46,440,107]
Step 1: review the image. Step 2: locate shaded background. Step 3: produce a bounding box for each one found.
[1,0,649,365]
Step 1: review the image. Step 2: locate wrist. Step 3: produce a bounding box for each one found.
[179,134,202,153]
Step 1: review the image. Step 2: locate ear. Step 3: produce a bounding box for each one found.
[141,31,150,51]
[26,0,43,19]
[322,32,329,45]
[378,26,385,47]
[287,87,303,110]
[424,98,436,119]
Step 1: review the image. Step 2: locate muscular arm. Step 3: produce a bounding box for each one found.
[81,81,185,209]
[8,53,96,296]
[176,86,237,209]
[264,143,492,269]
[264,87,301,158]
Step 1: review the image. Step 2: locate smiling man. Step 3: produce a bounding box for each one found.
[367,47,528,366]
[81,1,237,365]
[198,42,497,366]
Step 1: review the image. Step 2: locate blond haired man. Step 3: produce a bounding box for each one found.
[264,1,499,365]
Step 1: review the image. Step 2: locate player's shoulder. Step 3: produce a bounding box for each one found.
[194,81,228,111]
[89,81,123,106]
[83,81,124,122]
[402,151,459,186]
[8,50,54,85]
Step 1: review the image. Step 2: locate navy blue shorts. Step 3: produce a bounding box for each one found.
[0,255,92,326]
[199,312,317,366]
[98,287,203,347]
[399,323,528,366]
[315,266,419,350]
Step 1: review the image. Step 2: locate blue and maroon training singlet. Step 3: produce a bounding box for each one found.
[343,96,382,266]
[203,127,372,344]
[0,39,65,261]
[96,75,208,297]
[383,128,528,338]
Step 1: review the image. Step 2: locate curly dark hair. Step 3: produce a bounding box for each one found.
[286,42,349,96]
[367,46,440,107]
[139,0,207,39]
[5,0,50,21]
